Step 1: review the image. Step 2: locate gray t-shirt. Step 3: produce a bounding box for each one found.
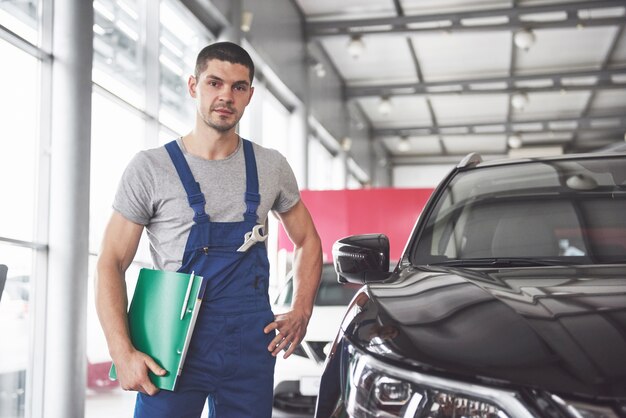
[113,137,300,271]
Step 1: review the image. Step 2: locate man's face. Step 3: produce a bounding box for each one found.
[189,59,254,133]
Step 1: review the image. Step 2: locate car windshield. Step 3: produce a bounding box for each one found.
[411,156,626,266]
[275,264,359,306]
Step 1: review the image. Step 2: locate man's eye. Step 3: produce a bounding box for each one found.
[235,85,248,91]
[208,81,219,87]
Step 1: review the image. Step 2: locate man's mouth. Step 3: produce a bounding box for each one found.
[214,107,234,115]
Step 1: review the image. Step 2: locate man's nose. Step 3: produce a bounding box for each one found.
[218,86,234,102]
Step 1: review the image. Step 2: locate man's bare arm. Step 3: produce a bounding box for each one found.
[95,211,165,395]
[264,200,323,358]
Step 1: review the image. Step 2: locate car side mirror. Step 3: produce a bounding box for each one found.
[332,234,391,284]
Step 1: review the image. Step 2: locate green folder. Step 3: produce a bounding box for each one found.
[109,268,206,391]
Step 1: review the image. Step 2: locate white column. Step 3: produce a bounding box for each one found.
[44,0,93,416]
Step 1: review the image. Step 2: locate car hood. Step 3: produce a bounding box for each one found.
[352,264,626,398]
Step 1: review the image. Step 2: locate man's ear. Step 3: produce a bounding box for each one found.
[188,75,197,98]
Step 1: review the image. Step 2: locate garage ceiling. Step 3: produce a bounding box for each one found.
[295,0,626,163]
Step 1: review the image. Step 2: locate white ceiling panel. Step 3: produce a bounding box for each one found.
[612,29,626,64]
[402,0,512,15]
[411,31,511,81]
[516,27,619,73]
[591,89,626,111]
[519,132,574,144]
[518,0,602,6]
[299,0,625,160]
[358,95,432,127]
[511,91,591,121]
[383,135,442,155]
[443,135,507,154]
[429,94,509,124]
[320,35,418,85]
[294,0,396,20]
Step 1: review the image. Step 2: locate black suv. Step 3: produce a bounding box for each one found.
[315,153,626,418]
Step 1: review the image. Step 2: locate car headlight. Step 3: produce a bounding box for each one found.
[345,348,534,418]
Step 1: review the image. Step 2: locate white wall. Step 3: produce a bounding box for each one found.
[393,165,454,188]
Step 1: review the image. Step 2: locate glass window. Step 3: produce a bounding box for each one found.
[413,156,626,266]
[308,138,336,190]
[158,0,212,135]
[92,0,145,109]
[0,243,33,418]
[262,92,290,153]
[86,93,150,416]
[0,0,39,45]
[0,40,39,242]
[89,92,148,261]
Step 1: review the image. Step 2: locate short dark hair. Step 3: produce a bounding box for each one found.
[194,41,255,83]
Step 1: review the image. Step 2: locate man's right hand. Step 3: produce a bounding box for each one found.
[115,349,166,396]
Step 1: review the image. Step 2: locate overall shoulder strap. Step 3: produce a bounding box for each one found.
[164,140,209,224]
[242,139,260,222]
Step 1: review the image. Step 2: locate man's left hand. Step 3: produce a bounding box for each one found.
[264,310,310,358]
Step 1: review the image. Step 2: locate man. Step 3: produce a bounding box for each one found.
[95,41,322,418]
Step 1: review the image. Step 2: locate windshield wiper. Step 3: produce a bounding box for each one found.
[429,257,578,268]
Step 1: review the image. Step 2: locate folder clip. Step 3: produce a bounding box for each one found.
[180,271,195,319]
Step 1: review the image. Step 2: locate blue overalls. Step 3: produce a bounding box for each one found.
[134,139,276,418]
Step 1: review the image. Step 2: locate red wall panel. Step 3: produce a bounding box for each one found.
[278,188,434,262]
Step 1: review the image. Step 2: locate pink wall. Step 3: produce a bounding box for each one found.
[278,188,434,262]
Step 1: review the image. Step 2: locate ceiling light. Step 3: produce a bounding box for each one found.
[397,136,411,152]
[241,11,253,32]
[513,29,536,51]
[347,35,365,59]
[511,92,529,110]
[378,96,392,115]
[340,137,352,152]
[312,61,326,78]
[507,134,523,149]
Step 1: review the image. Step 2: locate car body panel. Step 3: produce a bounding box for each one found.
[353,265,626,398]
[316,153,626,418]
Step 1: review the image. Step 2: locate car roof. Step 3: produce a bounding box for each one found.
[459,151,626,170]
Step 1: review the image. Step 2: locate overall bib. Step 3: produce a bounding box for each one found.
[134,139,276,418]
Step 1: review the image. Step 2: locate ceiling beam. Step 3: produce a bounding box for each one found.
[346,68,626,98]
[373,112,626,137]
[307,0,626,37]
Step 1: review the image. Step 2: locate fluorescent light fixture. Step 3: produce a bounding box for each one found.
[340,137,352,152]
[94,0,115,21]
[116,20,139,41]
[378,96,392,115]
[117,0,139,20]
[93,24,107,36]
[241,11,253,32]
[160,54,183,76]
[348,35,365,59]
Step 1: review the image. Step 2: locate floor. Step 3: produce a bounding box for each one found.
[85,389,312,418]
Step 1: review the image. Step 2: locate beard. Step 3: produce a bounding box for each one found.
[199,105,241,132]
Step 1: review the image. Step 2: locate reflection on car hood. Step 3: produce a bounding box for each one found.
[353,264,626,398]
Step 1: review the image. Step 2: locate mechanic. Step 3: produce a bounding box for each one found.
[95,41,323,418]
